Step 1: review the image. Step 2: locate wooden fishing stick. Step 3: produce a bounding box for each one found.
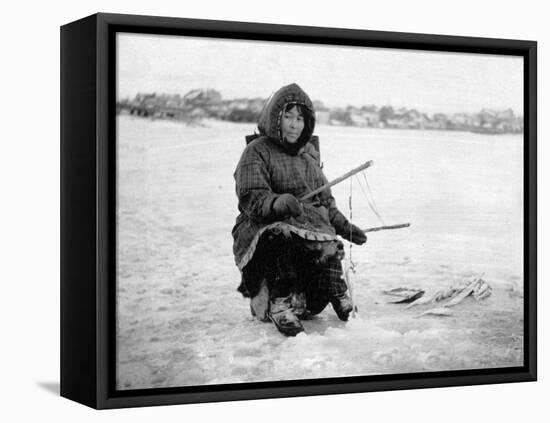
[299,160,373,201]
[363,223,411,233]
[298,160,410,234]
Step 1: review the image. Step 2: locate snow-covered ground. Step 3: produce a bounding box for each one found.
[116,114,524,389]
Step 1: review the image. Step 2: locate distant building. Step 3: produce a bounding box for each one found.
[183,89,222,105]
[116,90,522,134]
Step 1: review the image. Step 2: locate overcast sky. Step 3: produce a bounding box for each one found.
[117,33,523,116]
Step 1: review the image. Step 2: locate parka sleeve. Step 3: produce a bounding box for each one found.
[322,188,351,237]
[234,145,279,223]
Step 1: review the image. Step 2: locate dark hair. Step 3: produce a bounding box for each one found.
[283,102,315,144]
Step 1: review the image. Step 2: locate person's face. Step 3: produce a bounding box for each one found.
[281,105,304,144]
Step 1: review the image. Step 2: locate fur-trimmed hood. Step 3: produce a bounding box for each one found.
[256,83,316,154]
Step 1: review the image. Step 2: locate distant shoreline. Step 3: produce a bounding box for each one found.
[117,112,522,137]
[117,89,523,136]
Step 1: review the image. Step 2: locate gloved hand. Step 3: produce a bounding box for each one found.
[272,194,303,218]
[342,222,367,245]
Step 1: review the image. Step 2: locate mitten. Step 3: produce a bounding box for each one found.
[272,194,303,218]
[342,222,367,245]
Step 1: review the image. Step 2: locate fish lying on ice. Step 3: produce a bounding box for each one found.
[473,279,492,301]
[443,279,478,307]
[414,307,453,318]
[405,277,491,309]
[382,287,425,303]
[390,291,425,304]
[383,287,422,297]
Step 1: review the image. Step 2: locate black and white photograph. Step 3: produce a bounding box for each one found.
[115,32,525,390]
[4,0,548,419]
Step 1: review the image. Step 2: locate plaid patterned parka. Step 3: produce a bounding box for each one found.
[232,83,352,272]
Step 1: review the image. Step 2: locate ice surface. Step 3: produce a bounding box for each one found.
[116,116,524,389]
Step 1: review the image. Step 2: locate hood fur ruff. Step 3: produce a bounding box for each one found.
[257,83,316,153]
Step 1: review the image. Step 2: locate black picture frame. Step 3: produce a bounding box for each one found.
[60,12,537,409]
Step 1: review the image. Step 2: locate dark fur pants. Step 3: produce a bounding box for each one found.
[238,232,347,316]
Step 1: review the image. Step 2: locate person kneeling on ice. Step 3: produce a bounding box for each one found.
[232,83,367,336]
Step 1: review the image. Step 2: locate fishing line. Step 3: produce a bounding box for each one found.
[355,172,386,226]
[346,176,357,317]
[361,171,386,225]
[348,176,354,265]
